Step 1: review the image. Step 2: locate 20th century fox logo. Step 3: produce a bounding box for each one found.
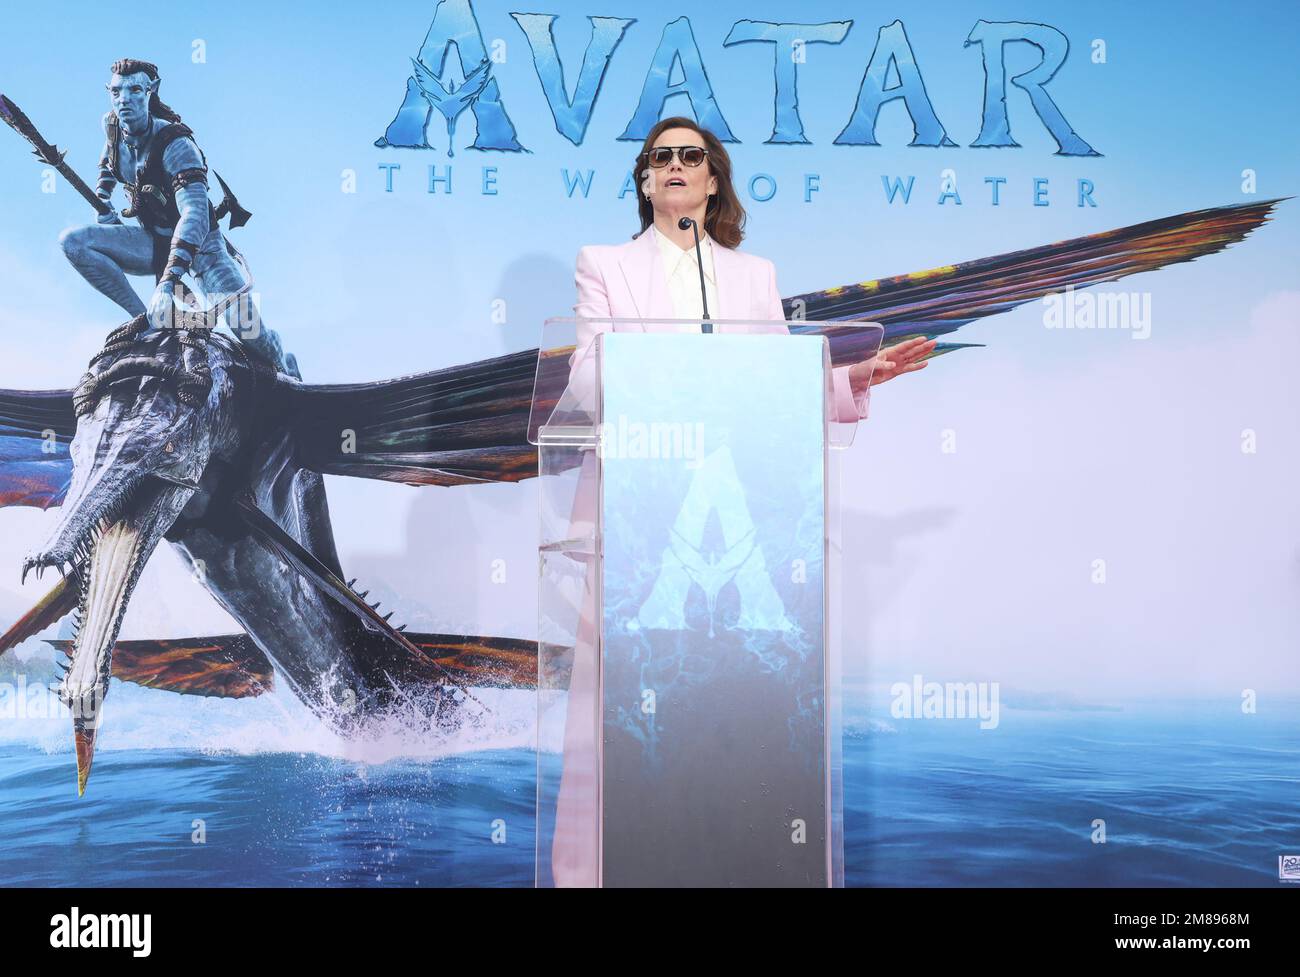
[50,908,151,957]
[1280,854,1300,882]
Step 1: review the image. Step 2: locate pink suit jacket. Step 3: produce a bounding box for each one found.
[571,228,870,423]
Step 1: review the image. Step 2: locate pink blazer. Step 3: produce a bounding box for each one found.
[572,228,870,423]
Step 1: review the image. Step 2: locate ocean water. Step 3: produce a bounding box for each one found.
[0,679,1295,887]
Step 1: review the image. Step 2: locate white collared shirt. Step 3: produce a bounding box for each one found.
[652,223,719,323]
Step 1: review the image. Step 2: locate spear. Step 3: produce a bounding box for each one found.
[0,92,251,228]
[0,92,112,217]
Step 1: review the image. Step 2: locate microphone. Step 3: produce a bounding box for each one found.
[678,216,712,334]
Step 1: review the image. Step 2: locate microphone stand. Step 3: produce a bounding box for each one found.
[678,216,712,334]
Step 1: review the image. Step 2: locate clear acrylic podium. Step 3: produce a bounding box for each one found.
[529,316,884,887]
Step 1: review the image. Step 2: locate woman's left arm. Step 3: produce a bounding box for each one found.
[764,260,870,423]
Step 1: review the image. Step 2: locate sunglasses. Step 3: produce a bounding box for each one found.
[645,145,708,168]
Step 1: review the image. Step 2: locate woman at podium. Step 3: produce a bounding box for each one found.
[548,116,932,886]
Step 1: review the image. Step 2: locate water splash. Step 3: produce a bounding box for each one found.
[0,676,537,765]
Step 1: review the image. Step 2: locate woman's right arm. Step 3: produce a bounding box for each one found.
[574,246,611,320]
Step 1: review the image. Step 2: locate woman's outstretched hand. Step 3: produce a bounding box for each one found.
[849,336,938,393]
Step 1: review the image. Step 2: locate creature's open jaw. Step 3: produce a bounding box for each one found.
[64,516,146,794]
[22,476,145,585]
[30,476,195,794]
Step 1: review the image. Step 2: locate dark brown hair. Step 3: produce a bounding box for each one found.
[633,116,746,248]
[109,58,182,123]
